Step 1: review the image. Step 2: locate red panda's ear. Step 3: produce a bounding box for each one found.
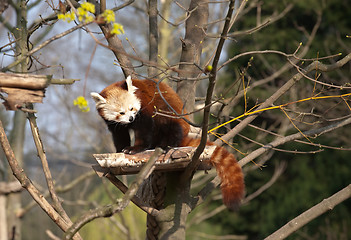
[91,92,106,104]
[125,76,137,94]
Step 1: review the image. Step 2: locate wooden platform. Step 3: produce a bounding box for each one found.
[92,146,215,176]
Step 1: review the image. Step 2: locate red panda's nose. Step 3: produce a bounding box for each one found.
[129,116,134,122]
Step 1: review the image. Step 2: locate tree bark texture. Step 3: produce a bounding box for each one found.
[177,0,208,113]
[5,1,29,238]
[148,0,159,78]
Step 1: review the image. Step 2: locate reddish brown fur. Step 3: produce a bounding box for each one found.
[101,79,189,137]
[98,79,189,153]
[181,137,245,210]
[131,79,189,138]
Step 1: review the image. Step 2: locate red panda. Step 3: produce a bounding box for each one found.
[91,76,190,154]
[91,76,244,209]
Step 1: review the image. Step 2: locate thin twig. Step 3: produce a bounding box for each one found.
[239,117,351,167]
[63,148,162,240]
[213,52,351,145]
[243,161,286,204]
[198,117,351,208]
[1,22,90,72]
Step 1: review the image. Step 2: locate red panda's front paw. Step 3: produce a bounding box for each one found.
[122,146,147,154]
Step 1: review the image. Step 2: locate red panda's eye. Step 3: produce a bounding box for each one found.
[120,112,125,115]
[130,107,134,111]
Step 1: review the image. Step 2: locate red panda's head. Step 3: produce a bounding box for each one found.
[91,76,141,124]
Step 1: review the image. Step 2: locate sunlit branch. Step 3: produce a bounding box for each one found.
[239,117,351,167]
[265,184,351,240]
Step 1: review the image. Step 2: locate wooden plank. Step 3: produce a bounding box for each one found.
[0,87,45,110]
[0,73,80,110]
[0,72,51,90]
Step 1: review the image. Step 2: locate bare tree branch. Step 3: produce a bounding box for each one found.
[214,12,323,121]
[17,171,96,218]
[214,52,351,145]
[198,116,351,209]
[0,181,22,194]
[239,117,351,167]
[1,22,90,72]
[0,119,82,240]
[97,1,136,78]
[63,148,163,240]
[229,3,293,37]
[243,161,287,204]
[27,108,74,225]
[265,184,351,240]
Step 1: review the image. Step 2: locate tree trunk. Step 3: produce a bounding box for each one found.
[156,172,192,240]
[177,0,208,114]
[152,1,208,239]
[0,195,7,240]
[159,0,172,72]
[6,1,29,239]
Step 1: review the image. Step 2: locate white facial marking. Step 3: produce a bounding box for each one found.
[91,89,141,124]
